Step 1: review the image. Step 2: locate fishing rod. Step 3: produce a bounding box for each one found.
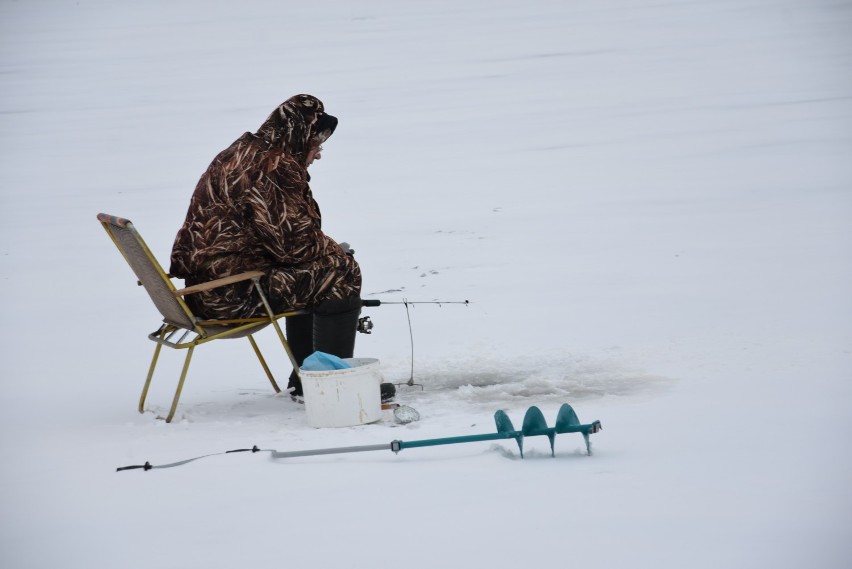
[358,298,470,387]
[362,300,470,307]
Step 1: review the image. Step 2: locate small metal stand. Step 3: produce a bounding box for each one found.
[396,299,424,390]
[360,297,468,390]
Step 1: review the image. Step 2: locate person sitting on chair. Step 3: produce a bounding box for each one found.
[170,94,366,400]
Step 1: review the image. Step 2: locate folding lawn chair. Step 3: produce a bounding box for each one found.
[97,213,305,422]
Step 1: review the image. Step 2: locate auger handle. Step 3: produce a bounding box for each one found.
[116,462,152,472]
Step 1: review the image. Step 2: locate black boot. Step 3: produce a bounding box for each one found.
[285,313,314,397]
[313,296,362,358]
[314,296,396,403]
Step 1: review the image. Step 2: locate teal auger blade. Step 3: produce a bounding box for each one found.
[554,403,603,455]
[494,409,523,457]
[554,403,581,431]
[522,406,556,457]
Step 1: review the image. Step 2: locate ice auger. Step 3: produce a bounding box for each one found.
[116,403,602,471]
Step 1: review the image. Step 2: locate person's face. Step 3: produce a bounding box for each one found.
[306,144,323,167]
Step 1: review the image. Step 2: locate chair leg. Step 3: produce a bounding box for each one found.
[165,345,195,423]
[248,334,281,393]
[140,341,164,414]
[270,318,299,371]
[250,279,300,372]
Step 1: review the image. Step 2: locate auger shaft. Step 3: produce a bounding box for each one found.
[270,443,391,459]
[393,431,519,452]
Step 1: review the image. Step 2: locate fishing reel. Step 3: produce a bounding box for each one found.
[357,315,374,334]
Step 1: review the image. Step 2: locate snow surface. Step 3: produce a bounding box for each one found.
[2,0,851,567]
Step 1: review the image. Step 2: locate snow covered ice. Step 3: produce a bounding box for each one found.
[1,1,851,568]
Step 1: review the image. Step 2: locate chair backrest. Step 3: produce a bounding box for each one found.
[97,213,197,330]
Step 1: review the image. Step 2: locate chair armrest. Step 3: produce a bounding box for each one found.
[173,270,265,296]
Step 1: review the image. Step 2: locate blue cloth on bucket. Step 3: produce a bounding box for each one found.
[301,351,353,371]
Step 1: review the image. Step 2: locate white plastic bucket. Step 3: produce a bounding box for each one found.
[300,358,383,428]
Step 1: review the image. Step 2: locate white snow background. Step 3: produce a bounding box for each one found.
[1,0,851,567]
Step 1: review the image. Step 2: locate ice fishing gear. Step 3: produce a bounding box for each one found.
[383,402,420,424]
[115,403,601,472]
[360,298,470,388]
[356,316,374,334]
[361,300,470,307]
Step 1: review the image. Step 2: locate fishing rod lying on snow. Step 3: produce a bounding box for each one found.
[357,298,469,388]
[116,403,602,472]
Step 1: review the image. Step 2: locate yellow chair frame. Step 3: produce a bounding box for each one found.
[97,213,305,422]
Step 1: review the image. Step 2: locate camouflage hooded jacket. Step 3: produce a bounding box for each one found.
[170,95,361,319]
